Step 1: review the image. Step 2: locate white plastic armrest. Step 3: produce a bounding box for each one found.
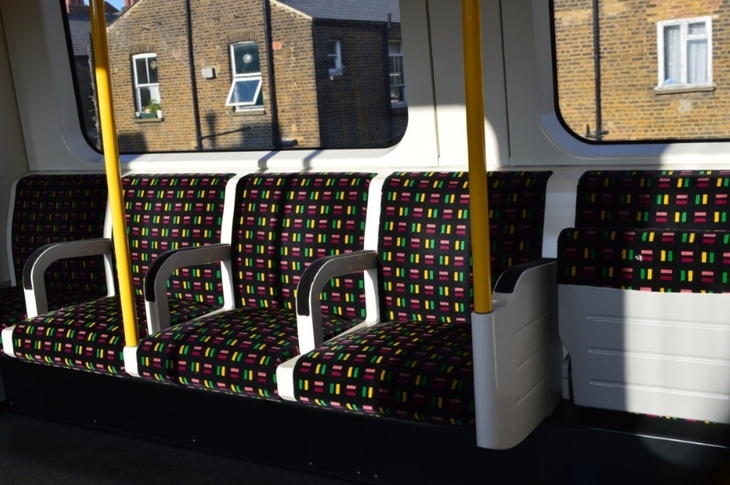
[144,243,232,334]
[295,249,380,354]
[23,238,113,318]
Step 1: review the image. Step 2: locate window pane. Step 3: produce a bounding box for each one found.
[687,39,708,84]
[134,57,149,85]
[226,78,262,106]
[139,86,152,108]
[232,42,260,76]
[554,1,718,142]
[67,0,406,152]
[663,25,681,84]
[147,57,158,84]
[688,22,706,35]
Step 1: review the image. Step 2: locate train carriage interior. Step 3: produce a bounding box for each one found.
[1,0,730,484]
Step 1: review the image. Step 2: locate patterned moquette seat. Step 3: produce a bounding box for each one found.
[2,174,232,375]
[0,174,108,329]
[133,172,375,399]
[558,170,730,292]
[286,171,552,427]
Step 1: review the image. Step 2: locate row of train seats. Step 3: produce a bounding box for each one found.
[0,170,561,450]
[558,170,730,424]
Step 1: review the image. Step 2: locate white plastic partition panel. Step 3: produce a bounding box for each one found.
[472,261,562,450]
[560,285,730,424]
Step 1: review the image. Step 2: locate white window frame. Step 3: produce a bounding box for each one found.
[388,41,406,106]
[132,53,160,114]
[226,42,263,111]
[327,39,343,76]
[656,16,713,90]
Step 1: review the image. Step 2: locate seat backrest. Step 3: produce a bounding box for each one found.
[122,173,233,305]
[377,171,552,323]
[488,170,553,279]
[231,172,374,318]
[575,170,730,230]
[10,173,108,295]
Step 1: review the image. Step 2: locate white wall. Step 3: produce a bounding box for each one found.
[0,7,30,283]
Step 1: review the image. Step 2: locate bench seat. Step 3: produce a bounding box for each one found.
[129,172,376,397]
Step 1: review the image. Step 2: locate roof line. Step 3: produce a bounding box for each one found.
[271,0,312,21]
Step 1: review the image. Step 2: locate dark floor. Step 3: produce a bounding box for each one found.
[0,412,357,485]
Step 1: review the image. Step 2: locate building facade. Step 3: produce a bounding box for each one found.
[554,0,730,141]
[105,0,404,152]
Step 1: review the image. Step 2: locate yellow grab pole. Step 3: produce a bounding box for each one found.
[90,0,139,346]
[462,0,492,314]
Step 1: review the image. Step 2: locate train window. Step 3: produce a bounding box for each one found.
[66,0,406,152]
[553,1,725,141]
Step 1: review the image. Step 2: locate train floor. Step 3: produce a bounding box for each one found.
[0,411,357,485]
[2,357,730,484]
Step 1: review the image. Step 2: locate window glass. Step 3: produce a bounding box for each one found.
[327,40,342,76]
[388,41,405,106]
[66,0,406,152]
[226,42,264,110]
[554,1,722,142]
[132,53,160,115]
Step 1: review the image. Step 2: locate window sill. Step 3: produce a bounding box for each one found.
[230,108,265,117]
[654,84,716,95]
[135,117,163,123]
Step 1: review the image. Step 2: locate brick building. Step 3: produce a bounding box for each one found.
[554,0,730,141]
[105,0,404,152]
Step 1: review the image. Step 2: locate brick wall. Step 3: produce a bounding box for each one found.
[554,0,730,141]
[314,20,394,148]
[106,0,402,152]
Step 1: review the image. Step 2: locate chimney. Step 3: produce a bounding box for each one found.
[65,0,84,13]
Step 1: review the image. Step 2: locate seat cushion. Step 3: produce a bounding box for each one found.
[558,227,730,292]
[292,321,475,427]
[136,307,358,399]
[8,295,216,375]
[0,287,28,329]
[0,286,116,330]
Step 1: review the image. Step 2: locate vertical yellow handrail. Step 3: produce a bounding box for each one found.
[89,0,139,346]
[462,0,492,313]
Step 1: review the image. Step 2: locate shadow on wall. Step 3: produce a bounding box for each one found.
[118,132,148,153]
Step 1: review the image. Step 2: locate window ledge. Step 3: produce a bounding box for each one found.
[230,108,265,117]
[134,117,163,123]
[654,84,716,95]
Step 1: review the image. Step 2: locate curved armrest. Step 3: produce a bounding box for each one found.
[144,243,232,334]
[296,249,380,353]
[23,238,113,317]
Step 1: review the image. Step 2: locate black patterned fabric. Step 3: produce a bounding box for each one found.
[135,173,375,396]
[559,170,730,292]
[574,170,730,230]
[290,171,552,427]
[7,174,232,374]
[0,174,108,328]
